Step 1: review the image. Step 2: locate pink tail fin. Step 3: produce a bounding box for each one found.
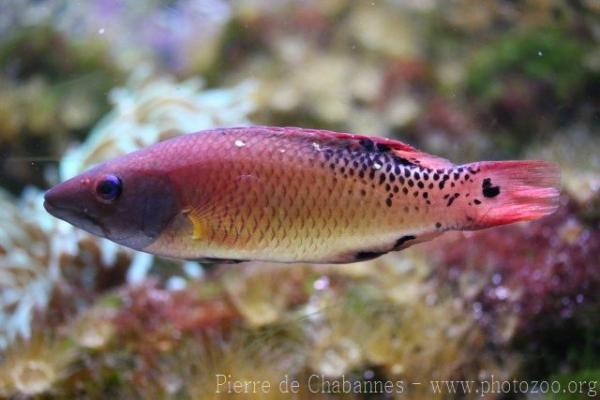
[465,160,560,229]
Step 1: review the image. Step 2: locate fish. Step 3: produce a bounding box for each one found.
[43,126,560,264]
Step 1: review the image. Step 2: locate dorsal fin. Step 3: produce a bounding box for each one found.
[253,126,455,170]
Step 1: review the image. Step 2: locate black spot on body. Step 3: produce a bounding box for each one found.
[482,178,501,198]
[474,199,481,205]
[395,156,414,166]
[359,139,375,151]
[377,143,391,152]
[386,198,393,207]
[484,186,500,198]
[435,222,442,228]
[417,181,424,189]
[446,193,460,207]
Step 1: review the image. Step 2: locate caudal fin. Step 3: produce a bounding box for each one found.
[465,160,560,229]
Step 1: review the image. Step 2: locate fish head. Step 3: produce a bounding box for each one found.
[44,161,180,251]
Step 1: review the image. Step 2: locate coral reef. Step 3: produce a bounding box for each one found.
[16,253,519,399]
[0,188,58,349]
[427,193,600,374]
[0,0,598,398]
[0,334,75,397]
[0,0,231,74]
[0,185,133,350]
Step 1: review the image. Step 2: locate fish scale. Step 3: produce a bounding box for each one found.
[162,129,443,260]
[44,126,560,264]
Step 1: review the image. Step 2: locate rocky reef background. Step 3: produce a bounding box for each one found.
[0,0,598,399]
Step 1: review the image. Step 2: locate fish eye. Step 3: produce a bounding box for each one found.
[95,174,122,203]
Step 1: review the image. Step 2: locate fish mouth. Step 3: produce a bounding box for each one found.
[44,190,107,238]
[43,190,71,220]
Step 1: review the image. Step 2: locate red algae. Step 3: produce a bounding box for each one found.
[113,280,239,341]
[428,195,600,338]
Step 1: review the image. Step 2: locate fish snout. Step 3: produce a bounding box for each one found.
[43,185,64,217]
[43,179,84,218]
[43,178,102,235]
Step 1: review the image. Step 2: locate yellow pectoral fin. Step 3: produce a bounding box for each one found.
[182,208,206,240]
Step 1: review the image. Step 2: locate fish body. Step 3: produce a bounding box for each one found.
[44,126,560,263]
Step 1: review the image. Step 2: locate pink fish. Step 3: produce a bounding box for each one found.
[44,126,560,263]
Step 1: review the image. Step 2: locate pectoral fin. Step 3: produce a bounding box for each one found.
[182,207,206,240]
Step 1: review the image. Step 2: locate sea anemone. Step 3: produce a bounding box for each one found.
[0,334,75,397]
